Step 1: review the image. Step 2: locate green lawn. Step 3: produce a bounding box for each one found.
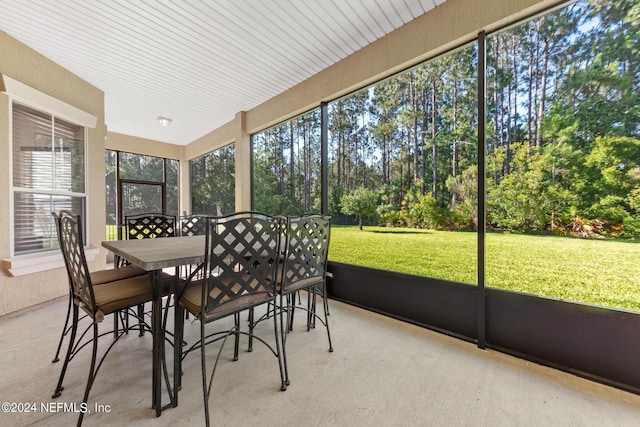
[328,226,640,312]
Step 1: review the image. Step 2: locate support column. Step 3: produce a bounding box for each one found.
[178,145,189,215]
[321,102,328,215]
[234,111,252,211]
[477,31,487,350]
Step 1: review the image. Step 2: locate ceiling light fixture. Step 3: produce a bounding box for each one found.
[157,116,172,127]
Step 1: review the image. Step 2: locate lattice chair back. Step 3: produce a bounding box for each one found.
[202,212,280,320]
[53,211,97,319]
[52,210,75,282]
[280,214,331,289]
[180,215,209,236]
[125,213,176,239]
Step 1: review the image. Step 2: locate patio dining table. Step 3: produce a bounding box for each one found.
[102,235,205,416]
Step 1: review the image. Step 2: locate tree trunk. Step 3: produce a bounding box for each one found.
[431,80,438,200]
[289,122,295,211]
[535,34,550,148]
[421,88,429,195]
[410,73,419,186]
[451,74,458,208]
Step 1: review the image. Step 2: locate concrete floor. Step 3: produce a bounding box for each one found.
[1,296,640,426]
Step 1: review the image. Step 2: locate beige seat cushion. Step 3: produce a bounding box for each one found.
[281,275,323,294]
[270,264,323,294]
[180,279,271,321]
[90,265,147,285]
[90,272,176,322]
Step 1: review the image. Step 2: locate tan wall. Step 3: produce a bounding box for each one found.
[184,120,235,160]
[0,31,106,316]
[106,131,183,159]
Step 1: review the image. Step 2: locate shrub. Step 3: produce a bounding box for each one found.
[377,203,400,226]
[622,216,640,238]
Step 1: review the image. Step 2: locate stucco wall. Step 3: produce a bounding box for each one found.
[106,131,183,159]
[0,31,106,316]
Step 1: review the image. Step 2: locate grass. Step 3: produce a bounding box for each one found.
[328,226,640,313]
[105,224,119,241]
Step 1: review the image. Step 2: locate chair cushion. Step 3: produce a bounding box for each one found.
[281,275,324,294]
[90,265,147,285]
[180,279,272,321]
[91,272,175,322]
[270,263,324,293]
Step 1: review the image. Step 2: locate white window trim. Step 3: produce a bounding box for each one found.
[1,75,97,127]
[9,102,89,256]
[2,246,99,277]
[2,75,97,274]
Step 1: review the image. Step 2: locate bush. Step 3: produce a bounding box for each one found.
[586,195,630,225]
[622,216,640,238]
[377,203,401,226]
[487,150,549,231]
[444,208,476,231]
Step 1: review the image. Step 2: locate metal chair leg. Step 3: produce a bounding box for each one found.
[138,303,145,336]
[200,321,211,427]
[279,299,290,387]
[322,283,333,352]
[52,293,73,363]
[52,305,79,398]
[248,308,254,352]
[233,313,240,361]
[288,294,296,332]
[77,323,99,426]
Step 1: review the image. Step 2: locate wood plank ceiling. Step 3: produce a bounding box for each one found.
[0,0,446,145]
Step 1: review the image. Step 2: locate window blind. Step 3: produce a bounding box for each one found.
[12,102,86,255]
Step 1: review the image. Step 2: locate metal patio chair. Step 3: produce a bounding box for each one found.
[179,214,210,279]
[180,214,209,237]
[175,212,287,427]
[276,214,333,386]
[51,211,147,363]
[51,211,174,426]
[123,213,177,334]
[125,212,177,240]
